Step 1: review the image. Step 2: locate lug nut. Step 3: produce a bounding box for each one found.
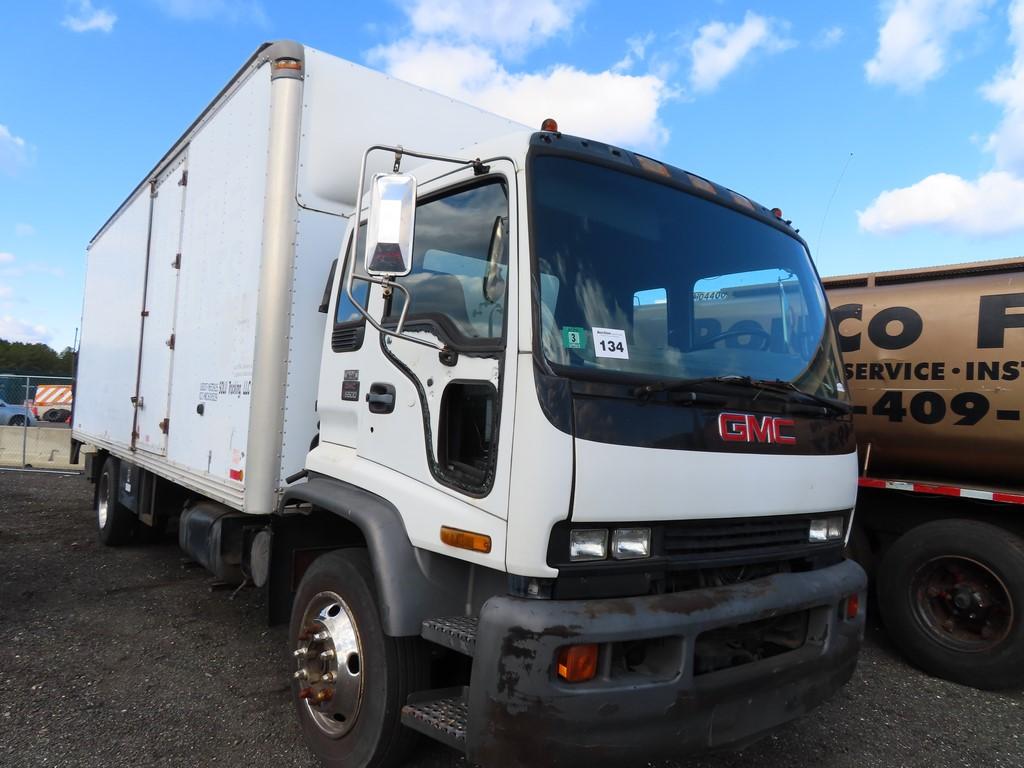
[293,646,309,658]
[313,631,330,642]
[320,649,335,660]
[294,669,308,680]
[322,671,336,684]
[314,689,333,704]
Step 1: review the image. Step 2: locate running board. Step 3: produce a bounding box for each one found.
[401,687,468,752]
[421,616,477,656]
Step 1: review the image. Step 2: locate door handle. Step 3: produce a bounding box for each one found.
[366,383,396,414]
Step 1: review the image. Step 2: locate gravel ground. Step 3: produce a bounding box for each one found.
[0,470,1021,768]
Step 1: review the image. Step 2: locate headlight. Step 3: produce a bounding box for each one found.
[809,516,845,542]
[569,529,608,561]
[610,528,651,560]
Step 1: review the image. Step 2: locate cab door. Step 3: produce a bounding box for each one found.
[324,160,519,521]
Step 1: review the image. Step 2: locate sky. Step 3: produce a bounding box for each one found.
[2,0,1023,351]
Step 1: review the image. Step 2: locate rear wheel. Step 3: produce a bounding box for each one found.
[96,457,136,546]
[877,519,1024,690]
[8,415,25,426]
[289,549,429,768]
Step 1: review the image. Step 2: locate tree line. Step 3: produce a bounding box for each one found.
[0,339,75,376]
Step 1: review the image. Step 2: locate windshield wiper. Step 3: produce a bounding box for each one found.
[751,379,853,415]
[634,375,852,415]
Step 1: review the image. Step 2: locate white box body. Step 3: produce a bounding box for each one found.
[74,42,524,513]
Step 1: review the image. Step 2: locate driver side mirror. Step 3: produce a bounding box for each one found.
[364,173,416,277]
[483,215,507,303]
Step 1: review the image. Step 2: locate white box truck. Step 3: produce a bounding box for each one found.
[74,41,866,767]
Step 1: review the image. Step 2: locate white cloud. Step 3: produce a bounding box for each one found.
[858,171,1024,234]
[860,1,1024,236]
[0,253,14,264]
[62,0,117,33]
[0,316,51,344]
[404,0,584,53]
[14,224,34,237]
[372,40,670,147]
[0,124,30,175]
[155,0,267,24]
[613,33,654,73]
[689,12,795,93]
[813,25,846,50]
[865,0,992,90]
[981,0,1024,173]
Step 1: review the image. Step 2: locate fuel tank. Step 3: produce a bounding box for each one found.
[823,258,1024,490]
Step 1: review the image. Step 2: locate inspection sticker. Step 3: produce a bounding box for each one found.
[592,327,629,359]
[561,326,587,350]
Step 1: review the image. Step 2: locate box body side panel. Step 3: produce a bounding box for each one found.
[74,190,151,448]
[164,67,273,495]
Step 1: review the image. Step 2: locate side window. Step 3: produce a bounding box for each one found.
[333,225,369,352]
[386,181,509,344]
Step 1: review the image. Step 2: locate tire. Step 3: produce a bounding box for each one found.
[8,415,25,426]
[289,549,429,768]
[95,457,136,546]
[877,519,1024,690]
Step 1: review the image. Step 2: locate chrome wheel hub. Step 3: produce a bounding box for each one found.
[294,591,363,738]
[97,472,109,529]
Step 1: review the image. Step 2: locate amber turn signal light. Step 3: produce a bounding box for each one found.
[440,526,492,554]
[556,644,599,682]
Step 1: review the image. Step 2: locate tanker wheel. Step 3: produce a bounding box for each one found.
[877,519,1024,690]
[289,549,429,768]
[96,456,136,546]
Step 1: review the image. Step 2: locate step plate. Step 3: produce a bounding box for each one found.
[401,695,468,751]
[422,616,478,656]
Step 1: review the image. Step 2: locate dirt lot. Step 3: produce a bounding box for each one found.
[1,470,1021,768]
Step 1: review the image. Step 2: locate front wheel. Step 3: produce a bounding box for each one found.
[877,519,1024,690]
[8,415,25,426]
[289,549,429,768]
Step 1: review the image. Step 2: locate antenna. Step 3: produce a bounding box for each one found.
[816,152,853,258]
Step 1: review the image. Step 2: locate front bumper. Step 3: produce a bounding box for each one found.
[467,559,866,767]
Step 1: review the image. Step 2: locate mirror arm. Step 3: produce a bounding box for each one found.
[345,269,445,352]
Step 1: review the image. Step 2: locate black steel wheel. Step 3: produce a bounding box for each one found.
[289,549,429,768]
[877,519,1024,689]
[95,456,136,546]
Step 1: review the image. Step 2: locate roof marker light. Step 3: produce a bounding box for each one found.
[540,118,559,132]
[771,207,784,219]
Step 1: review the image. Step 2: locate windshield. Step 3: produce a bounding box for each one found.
[530,155,847,399]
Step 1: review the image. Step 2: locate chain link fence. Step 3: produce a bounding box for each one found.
[0,374,81,471]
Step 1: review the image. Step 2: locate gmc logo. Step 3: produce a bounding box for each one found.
[718,412,797,445]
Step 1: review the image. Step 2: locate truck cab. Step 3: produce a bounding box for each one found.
[288,127,866,765]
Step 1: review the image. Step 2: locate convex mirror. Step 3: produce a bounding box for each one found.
[364,173,416,277]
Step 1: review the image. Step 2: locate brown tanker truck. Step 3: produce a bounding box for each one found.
[823,257,1024,690]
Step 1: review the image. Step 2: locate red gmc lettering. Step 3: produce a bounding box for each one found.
[718,413,797,445]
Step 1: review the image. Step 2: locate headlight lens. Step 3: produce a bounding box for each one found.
[569,529,608,561]
[809,516,845,542]
[610,528,651,560]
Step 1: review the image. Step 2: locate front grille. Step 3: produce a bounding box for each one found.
[660,514,832,566]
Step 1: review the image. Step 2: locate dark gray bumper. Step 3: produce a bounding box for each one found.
[467,559,866,767]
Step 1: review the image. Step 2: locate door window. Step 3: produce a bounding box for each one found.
[386,181,509,345]
[332,225,369,352]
